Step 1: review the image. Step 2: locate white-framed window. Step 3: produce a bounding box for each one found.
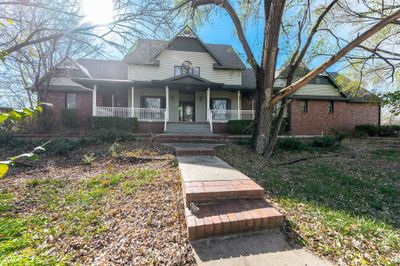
[192,67,200,76]
[174,66,182,76]
[66,93,76,109]
[174,66,200,76]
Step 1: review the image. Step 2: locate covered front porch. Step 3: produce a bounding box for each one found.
[75,76,255,132]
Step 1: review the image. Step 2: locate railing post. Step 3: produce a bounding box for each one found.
[207,87,210,121]
[92,84,97,116]
[131,86,135,118]
[237,90,241,120]
[165,86,169,122]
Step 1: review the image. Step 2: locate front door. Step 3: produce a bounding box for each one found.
[179,102,195,121]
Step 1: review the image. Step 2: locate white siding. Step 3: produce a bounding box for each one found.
[195,91,206,121]
[169,89,179,122]
[128,50,242,85]
[293,84,341,96]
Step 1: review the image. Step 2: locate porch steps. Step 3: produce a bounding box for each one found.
[165,122,212,135]
[163,143,222,156]
[175,152,284,241]
[155,134,226,144]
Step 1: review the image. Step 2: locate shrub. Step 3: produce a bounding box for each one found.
[0,130,14,147]
[311,136,338,148]
[355,124,400,137]
[47,139,80,155]
[277,137,304,151]
[61,109,79,129]
[89,129,135,143]
[227,120,253,135]
[37,109,57,132]
[88,117,138,132]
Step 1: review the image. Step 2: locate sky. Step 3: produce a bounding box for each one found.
[80,0,287,68]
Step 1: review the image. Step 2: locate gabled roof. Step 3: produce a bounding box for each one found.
[76,59,128,80]
[165,73,214,83]
[123,26,246,70]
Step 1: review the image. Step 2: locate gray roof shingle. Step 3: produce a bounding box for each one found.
[123,39,246,70]
[76,58,128,80]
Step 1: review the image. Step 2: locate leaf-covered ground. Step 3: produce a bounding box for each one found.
[0,141,195,265]
[217,139,400,266]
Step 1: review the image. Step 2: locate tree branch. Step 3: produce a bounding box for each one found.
[271,9,400,105]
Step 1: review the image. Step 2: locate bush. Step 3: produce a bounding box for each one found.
[355,124,400,137]
[88,117,138,132]
[89,129,135,143]
[227,120,253,135]
[311,136,338,148]
[0,130,15,147]
[37,109,57,132]
[47,139,81,155]
[61,109,79,129]
[277,137,304,151]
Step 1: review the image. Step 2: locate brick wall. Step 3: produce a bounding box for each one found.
[138,122,164,133]
[290,100,380,135]
[212,122,228,134]
[44,91,92,127]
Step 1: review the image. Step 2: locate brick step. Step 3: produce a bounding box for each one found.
[184,180,264,204]
[186,199,284,240]
[175,149,215,156]
[156,138,225,144]
[157,134,225,139]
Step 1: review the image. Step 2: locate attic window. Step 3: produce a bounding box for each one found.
[58,61,79,70]
[177,28,196,38]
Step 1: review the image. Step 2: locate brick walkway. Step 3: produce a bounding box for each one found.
[165,143,284,241]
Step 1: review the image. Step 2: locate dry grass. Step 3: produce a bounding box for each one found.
[0,141,195,265]
[217,139,400,266]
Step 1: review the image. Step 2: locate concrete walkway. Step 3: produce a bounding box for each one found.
[171,143,333,266]
[192,229,333,266]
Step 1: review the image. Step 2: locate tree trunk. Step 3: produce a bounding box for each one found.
[252,0,286,155]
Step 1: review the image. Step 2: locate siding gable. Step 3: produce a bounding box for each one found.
[128,49,242,85]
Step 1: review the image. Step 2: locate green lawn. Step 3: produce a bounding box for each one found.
[217,140,400,265]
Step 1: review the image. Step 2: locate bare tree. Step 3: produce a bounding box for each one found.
[169,0,400,157]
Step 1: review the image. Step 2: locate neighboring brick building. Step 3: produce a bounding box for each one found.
[34,26,380,135]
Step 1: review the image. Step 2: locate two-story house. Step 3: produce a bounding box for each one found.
[36,26,380,135]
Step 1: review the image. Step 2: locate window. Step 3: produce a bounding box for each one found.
[174,66,182,76]
[192,67,200,76]
[328,100,334,113]
[141,96,165,109]
[66,93,76,109]
[210,98,231,120]
[301,100,308,113]
[174,66,200,76]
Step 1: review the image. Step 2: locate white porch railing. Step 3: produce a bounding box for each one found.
[210,109,255,122]
[96,107,166,122]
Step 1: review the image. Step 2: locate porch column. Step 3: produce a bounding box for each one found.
[165,85,169,121]
[237,90,241,119]
[207,87,210,121]
[92,84,97,116]
[131,86,134,117]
